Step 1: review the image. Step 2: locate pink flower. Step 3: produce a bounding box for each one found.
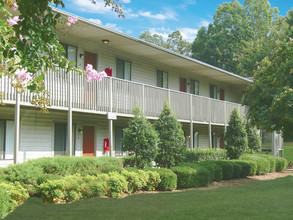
[19,34,23,41]
[15,68,33,83]
[67,16,78,26]
[85,64,107,82]
[6,16,24,26]
[13,3,18,10]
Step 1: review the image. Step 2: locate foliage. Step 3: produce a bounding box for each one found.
[154,101,185,168]
[182,148,227,162]
[214,161,234,180]
[139,30,192,56]
[258,155,277,172]
[192,0,280,76]
[237,159,257,176]
[275,157,288,172]
[122,154,152,169]
[146,168,177,191]
[144,171,161,191]
[224,108,248,159]
[239,155,270,175]
[103,172,128,198]
[0,182,29,218]
[243,9,293,136]
[197,161,223,182]
[246,123,262,153]
[122,106,159,168]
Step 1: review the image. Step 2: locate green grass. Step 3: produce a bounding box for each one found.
[284,142,293,162]
[5,176,293,220]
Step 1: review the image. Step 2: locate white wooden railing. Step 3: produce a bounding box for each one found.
[0,70,246,124]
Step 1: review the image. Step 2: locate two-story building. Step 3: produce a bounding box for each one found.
[0,8,283,167]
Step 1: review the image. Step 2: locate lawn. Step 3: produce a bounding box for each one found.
[5,176,293,220]
[284,142,293,162]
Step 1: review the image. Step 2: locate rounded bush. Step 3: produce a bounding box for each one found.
[258,155,276,172]
[231,161,242,179]
[240,155,270,175]
[121,170,144,193]
[275,157,287,172]
[146,168,177,191]
[214,161,234,180]
[105,172,128,198]
[145,171,161,191]
[179,163,211,186]
[231,160,252,178]
[197,161,223,182]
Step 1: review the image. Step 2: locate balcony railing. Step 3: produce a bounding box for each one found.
[0,70,246,124]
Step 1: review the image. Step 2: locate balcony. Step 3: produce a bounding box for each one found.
[0,69,246,125]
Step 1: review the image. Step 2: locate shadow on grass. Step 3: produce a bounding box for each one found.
[5,176,293,220]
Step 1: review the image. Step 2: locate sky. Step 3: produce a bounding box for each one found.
[59,0,292,42]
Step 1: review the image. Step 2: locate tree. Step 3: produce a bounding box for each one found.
[0,0,123,110]
[139,30,192,56]
[245,122,261,153]
[224,108,248,159]
[192,0,279,76]
[244,9,293,137]
[154,102,185,168]
[122,106,159,168]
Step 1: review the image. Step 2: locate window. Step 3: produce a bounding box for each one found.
[116,59,131,80]
[54,123,76,156]
[0,120,14,159]
[60,43,77,66]
[157,70,168,88]
[210,85,218,99]
[190,80,199,95]
[115,127,124,156]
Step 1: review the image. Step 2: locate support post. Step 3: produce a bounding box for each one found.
[68,71,72,156]
[208,99,212,148]
[14,93,20,164]
[224,101,227,132]
[168,90,171,105]
[142,84,145,113]
[109,77,114,157]
[190,94,193,149]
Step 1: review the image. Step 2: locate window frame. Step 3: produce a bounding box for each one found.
[157,70,168,88]
[60,43,78,67]
[116,59,132,81]
[210,84,218,99]
[190,79,199,95]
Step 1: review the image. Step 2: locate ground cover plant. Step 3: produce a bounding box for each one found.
[5,176,293,220]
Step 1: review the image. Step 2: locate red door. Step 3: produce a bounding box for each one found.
[84,51,97,69]
[180,78,187,92]
[83,126,95,157]
[219,89,225,101]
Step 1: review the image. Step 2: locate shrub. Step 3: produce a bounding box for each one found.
[214,161,234,180]
[123,155,152,169]
[121,170,145,193]
[154,101,185,168]
[122,106,159,168]
[145,171,161,191]
[241,160,257,176]
[239,155,270,175]
[104,172,128,198]
[246,123,261,153]
[231,161,242,179]
[224,108,248,159]
[275,157,288,172]
[231,160,255,177]
[182,148,227,163]
[146,168,177,191]
[179,163,210,186]
[197,161,223,182]
[0,182,29,218]
[81,175,106,198]
[258,155,276,172]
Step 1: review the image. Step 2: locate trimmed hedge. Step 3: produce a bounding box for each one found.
[230,160,252,178]
[275,157,287,172]
[197,161,223,182]
[258,155,276,172]
[214,161,234,180]
[0,182,29,218]
[183,148,227,162]
[146,168,177,191]
[239,155,270,175]
[171,165,210,188]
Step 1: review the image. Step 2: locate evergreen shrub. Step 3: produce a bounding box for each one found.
[214,161,234,180]
[258,155,276,172]
[240,155,270,175]
[182,148,227,162]
[197,161,223,181]
[178,163,210,186]
[275,157,288,171]
[146,168,177,191]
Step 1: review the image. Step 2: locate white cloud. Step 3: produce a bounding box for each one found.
[178,0,197,9]
[198,19,210,27]
[178,28,198,42]
[70,0,113,14]
[88,18,102,25]
[148,27,172,40]
[137,8,177,20]
[120,0,131,3]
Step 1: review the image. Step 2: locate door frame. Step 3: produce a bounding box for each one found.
[82,125,96,157]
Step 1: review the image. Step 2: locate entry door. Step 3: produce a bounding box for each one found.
[84,51,97,69]
[180,78,187,92]
[219,89,225,101]
[220,134,224,149]
[83,126,95,157]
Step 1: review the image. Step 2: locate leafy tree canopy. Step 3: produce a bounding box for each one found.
[244,9,293,137]
[139,30,192,56]
[192,0,281,76]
